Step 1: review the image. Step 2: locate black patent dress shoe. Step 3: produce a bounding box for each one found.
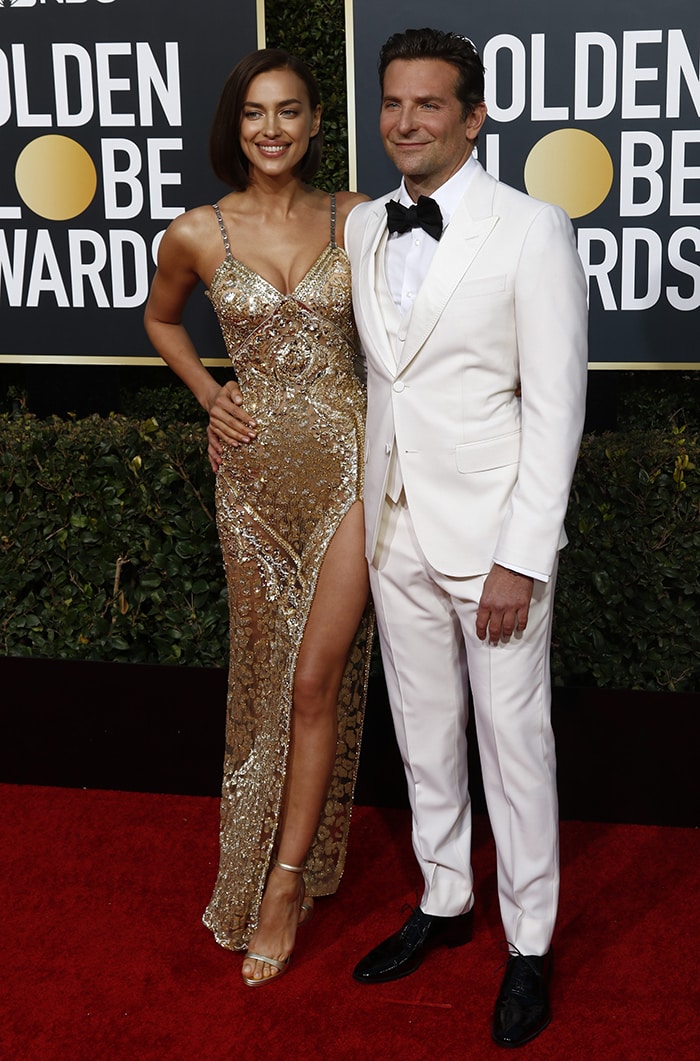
[352,905,473,984]
[491,950,553,1048]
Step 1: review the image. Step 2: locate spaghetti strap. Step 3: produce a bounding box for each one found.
[329,192,337,248]
[212,203,232,256]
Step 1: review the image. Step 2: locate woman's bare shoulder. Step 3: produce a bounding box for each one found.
[164,204,219,245]
[333,191,371,247]
[334,190,371,212]
[154,203,229,280]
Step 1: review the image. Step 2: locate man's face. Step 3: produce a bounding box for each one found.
[379,58,487,195]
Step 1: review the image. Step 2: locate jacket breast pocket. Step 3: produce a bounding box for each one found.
[454,274,507,299]
[455,430,521,474]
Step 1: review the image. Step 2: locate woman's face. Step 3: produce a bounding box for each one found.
[239,67,321,181]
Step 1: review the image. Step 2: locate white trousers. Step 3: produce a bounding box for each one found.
[369,495,560,955]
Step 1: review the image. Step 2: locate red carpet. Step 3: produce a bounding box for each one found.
[1,784,697,1060]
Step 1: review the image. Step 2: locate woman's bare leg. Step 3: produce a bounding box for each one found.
[242,502,368,982]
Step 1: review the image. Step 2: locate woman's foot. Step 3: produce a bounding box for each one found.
[299,895,315,925]
[241,862,306,986]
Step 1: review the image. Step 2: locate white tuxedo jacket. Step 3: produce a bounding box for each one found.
[346,163,589,579]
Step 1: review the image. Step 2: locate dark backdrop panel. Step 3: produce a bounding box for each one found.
[0,0,260,365]
[351,1,700,367]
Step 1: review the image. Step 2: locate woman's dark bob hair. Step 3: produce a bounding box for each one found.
[209,49,324,191]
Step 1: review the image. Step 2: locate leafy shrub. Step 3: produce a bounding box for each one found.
[2,400,698,691]
[266,0,349,190]
[120,383,207,426]
[554,424,699,691]
[617,371,700,432]
[0,412,228,667]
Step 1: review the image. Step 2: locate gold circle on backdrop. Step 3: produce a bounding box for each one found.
[15,135,97,221]
[524,129,613,219]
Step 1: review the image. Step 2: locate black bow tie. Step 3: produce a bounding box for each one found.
[385,196,443,241]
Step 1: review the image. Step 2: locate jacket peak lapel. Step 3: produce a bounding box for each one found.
[397,211,499,374]
[355,197,397,375]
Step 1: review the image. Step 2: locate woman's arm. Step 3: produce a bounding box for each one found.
[144,212,256,470]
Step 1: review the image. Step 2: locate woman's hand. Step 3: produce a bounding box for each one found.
[207,424,223,473]
[206,381,256,472]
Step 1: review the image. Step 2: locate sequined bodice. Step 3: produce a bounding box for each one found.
[206,242,358,421]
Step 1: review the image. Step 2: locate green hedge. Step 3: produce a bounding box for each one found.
[265,0,351,191]
[0,411,227,668]
[1,398,698,691]
[552,425,699,691]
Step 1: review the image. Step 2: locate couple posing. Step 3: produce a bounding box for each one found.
[145,27,588,1049]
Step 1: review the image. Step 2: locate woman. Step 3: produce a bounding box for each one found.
[144,49,371,987]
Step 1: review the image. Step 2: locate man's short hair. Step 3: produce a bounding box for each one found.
[378,27,485,119]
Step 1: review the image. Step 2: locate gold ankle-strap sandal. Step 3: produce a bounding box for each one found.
[274,858,314,924]
[241,950,290,987]
[274,859,304,873]
[241,859,311,988]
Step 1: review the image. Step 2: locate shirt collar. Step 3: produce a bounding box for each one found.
[397,154,479,227]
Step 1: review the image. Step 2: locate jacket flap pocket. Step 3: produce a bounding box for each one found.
[455,430,521,474]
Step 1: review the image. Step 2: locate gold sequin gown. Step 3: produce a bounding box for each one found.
[202,197,372,951]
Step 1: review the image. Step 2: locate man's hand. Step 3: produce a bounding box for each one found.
[476,564,534,644]
[206,381,256,472]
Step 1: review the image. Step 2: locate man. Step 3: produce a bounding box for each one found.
[344,28,588,1048]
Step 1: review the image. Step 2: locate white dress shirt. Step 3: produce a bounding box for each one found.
[385,155,478,316]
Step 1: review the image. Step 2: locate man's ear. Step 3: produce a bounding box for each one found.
[466,102,487,143]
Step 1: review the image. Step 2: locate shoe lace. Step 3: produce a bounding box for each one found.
[495,942,545,995]
[401,884,423,916]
